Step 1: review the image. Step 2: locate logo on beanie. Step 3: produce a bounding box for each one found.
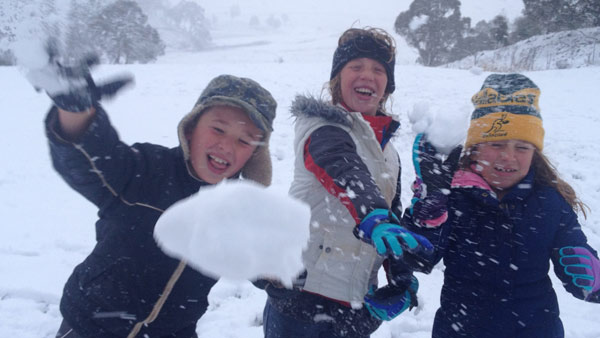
[483,113,509,138]
[473,88,537,108]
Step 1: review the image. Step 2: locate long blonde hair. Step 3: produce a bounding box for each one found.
[531,150,588,218]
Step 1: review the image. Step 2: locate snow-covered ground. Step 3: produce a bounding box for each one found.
[2,1,600,337]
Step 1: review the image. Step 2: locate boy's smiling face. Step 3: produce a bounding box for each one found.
[471,140,535,197]
[188,105,263,184]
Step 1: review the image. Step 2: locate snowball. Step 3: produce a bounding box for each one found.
[469,66,483,75]
[13,38,50,70]
[154,180,310,286]
[408,101,471,155]
[408,101,434,134]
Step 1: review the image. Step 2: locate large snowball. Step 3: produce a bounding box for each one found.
[154,180,310,286]
[408,101,471,155]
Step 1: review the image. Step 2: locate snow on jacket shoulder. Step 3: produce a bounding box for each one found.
[288,95,401,303]
[45,106,217,338]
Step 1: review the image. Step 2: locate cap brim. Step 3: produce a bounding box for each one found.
[200,96,272,133]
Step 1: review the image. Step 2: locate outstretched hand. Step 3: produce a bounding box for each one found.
[25,39,134,112]
[559,246,600,301]
[356,209,434,258]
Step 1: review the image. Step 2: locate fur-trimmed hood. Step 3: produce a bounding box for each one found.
[290,95,353,128]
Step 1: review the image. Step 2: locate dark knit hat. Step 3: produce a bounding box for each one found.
[178,74,277,186]
[330,35,396,93]
[466,73,544,150]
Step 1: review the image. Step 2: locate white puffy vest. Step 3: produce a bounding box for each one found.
[290,105,400,304]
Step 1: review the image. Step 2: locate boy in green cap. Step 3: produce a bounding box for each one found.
[26,48,276,338]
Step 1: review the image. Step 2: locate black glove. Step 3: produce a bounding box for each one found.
[25,39,133,112]
[412,133,462,197]
[364,275,419,321]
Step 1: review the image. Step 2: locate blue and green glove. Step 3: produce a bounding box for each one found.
[559,246,600,301]
[364,275,419,321]
[355,209,433,257]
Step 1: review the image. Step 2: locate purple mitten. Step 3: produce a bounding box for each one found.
[559,246,600,300]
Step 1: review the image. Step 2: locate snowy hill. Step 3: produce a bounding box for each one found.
[2,1,600,338]
[446,26,600,71]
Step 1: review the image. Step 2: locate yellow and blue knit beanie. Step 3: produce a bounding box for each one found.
[466,73,544,150]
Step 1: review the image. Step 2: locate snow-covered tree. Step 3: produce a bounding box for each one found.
[490,15,509,48]
[394,0,470,66]
[0,4,17,65]
[522,0,580,35]
[137,0,211,52]
[516,0,600,42]
[577,0,600,27]
[167,0,211,50]
[266,15,282,29]
[64,0,104,62]
[452,20,494,62]
[509,15,542,44]
[89,0,165,63]
[451,15,509,63]
[0,48,15,65]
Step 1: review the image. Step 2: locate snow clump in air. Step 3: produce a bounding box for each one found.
[154,180,310,287]
[408,100,471,154]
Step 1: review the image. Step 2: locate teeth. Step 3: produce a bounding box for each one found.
[209,155,228,165]
[496,167,516,172]
[355,88,374,96]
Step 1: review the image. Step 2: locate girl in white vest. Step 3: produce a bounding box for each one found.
[258,27,434,338]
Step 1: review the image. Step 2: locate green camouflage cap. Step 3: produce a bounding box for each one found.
[194,74,276,132]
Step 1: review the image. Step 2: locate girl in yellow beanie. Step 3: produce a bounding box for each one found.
[402,73,599,338]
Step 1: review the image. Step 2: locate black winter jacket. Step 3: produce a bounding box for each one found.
[46,107,216,338]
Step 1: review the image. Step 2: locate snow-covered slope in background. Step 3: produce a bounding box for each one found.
[447,26,600,71]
